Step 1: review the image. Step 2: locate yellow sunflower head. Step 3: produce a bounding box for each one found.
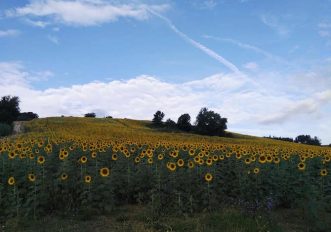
[100,167,110,177]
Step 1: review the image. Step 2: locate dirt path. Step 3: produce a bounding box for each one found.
[13,121,24,134]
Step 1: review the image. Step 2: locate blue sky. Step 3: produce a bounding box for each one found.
[1,0,331,144]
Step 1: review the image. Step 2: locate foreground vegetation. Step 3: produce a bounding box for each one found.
[0,117,330,231]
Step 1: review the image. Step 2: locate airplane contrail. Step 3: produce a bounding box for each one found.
[147,9,242,75]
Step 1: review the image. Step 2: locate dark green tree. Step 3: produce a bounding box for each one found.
[177,113,191,132]
[0,96,20,124]
[195,107,227,136]
[17,112,39,121]
[84,112,96,118]
[294,135,321,146]
[152,110,165,126]
[164,118,176,128]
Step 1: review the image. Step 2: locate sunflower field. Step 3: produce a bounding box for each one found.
[0,117,330,229]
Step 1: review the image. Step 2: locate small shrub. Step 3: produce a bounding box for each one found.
[0,123,12,137]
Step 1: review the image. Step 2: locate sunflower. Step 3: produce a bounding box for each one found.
[100,167,110,177]
[219,155,225,160]
[157,154,164,160]
[258,155,266,164]
[273,157,280,164]
[189,149,195,156]
[188,160,195,169]
[147,157,153,164]
[134,156,140,163]
[236,153,242,159]
[91,152,97,158]
[112,153,118,161]
[80,155,88,164]
[206,158,213,166]
[59,153,65,160]
[212,155,218,161]
[177,159,184,167]
[204,173,213,182]
[298,162,305,171]
[61,173,68,181]
[63,150,69,157]
[8,176,15,185]
[320,169,328,176]
[253,167,260,174]
[37,156,45,165]
[28,173,36,182]
[244,158,251,165]
[84,175,92,184]
[167,162,176,172]
[266,155,273,163]
[8,152,16,159]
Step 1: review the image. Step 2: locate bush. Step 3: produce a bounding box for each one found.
[0,123,12,137]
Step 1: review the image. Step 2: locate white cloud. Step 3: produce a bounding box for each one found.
[25,18,50,28]
[1,61,331,144]
[0,29,20,37]
[243,62,258,70]
[47,35,59,44]
[260,14,289,36]
[6,0,169,26]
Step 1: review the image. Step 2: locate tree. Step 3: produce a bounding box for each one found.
[0,96,20,125]
[294,135,321,146]
[17,112,39,121]
[195,107,227,136]
[152,110,165,126]
[84,112,96,118]
[164,118,176,128]
[177,113,191,132]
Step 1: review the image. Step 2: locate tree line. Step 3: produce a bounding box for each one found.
[152,107,228,137]
[264,135,322,146]
[0,96,38,136]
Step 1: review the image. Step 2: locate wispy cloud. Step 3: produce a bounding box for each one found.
[25,18,50,28]
[147,10,241,74]
[318,21,331,46]
[6,0,169,27]
[260,14,289,36]
[203,35,285,63]
[243,62,258,71]
[47,35,59,44]
[0,29,20,37]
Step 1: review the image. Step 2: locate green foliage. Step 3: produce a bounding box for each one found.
[195,107,227,136]
[152,111,164,126]
[0,123,12,137]
[17,112,39,121]
[164,118,176,129]
[0,96,20,125]
[177,113,191,132]
[84,112,96,118]
[295,135,321,146]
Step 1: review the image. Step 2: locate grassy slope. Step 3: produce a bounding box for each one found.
[22,117,299,148]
